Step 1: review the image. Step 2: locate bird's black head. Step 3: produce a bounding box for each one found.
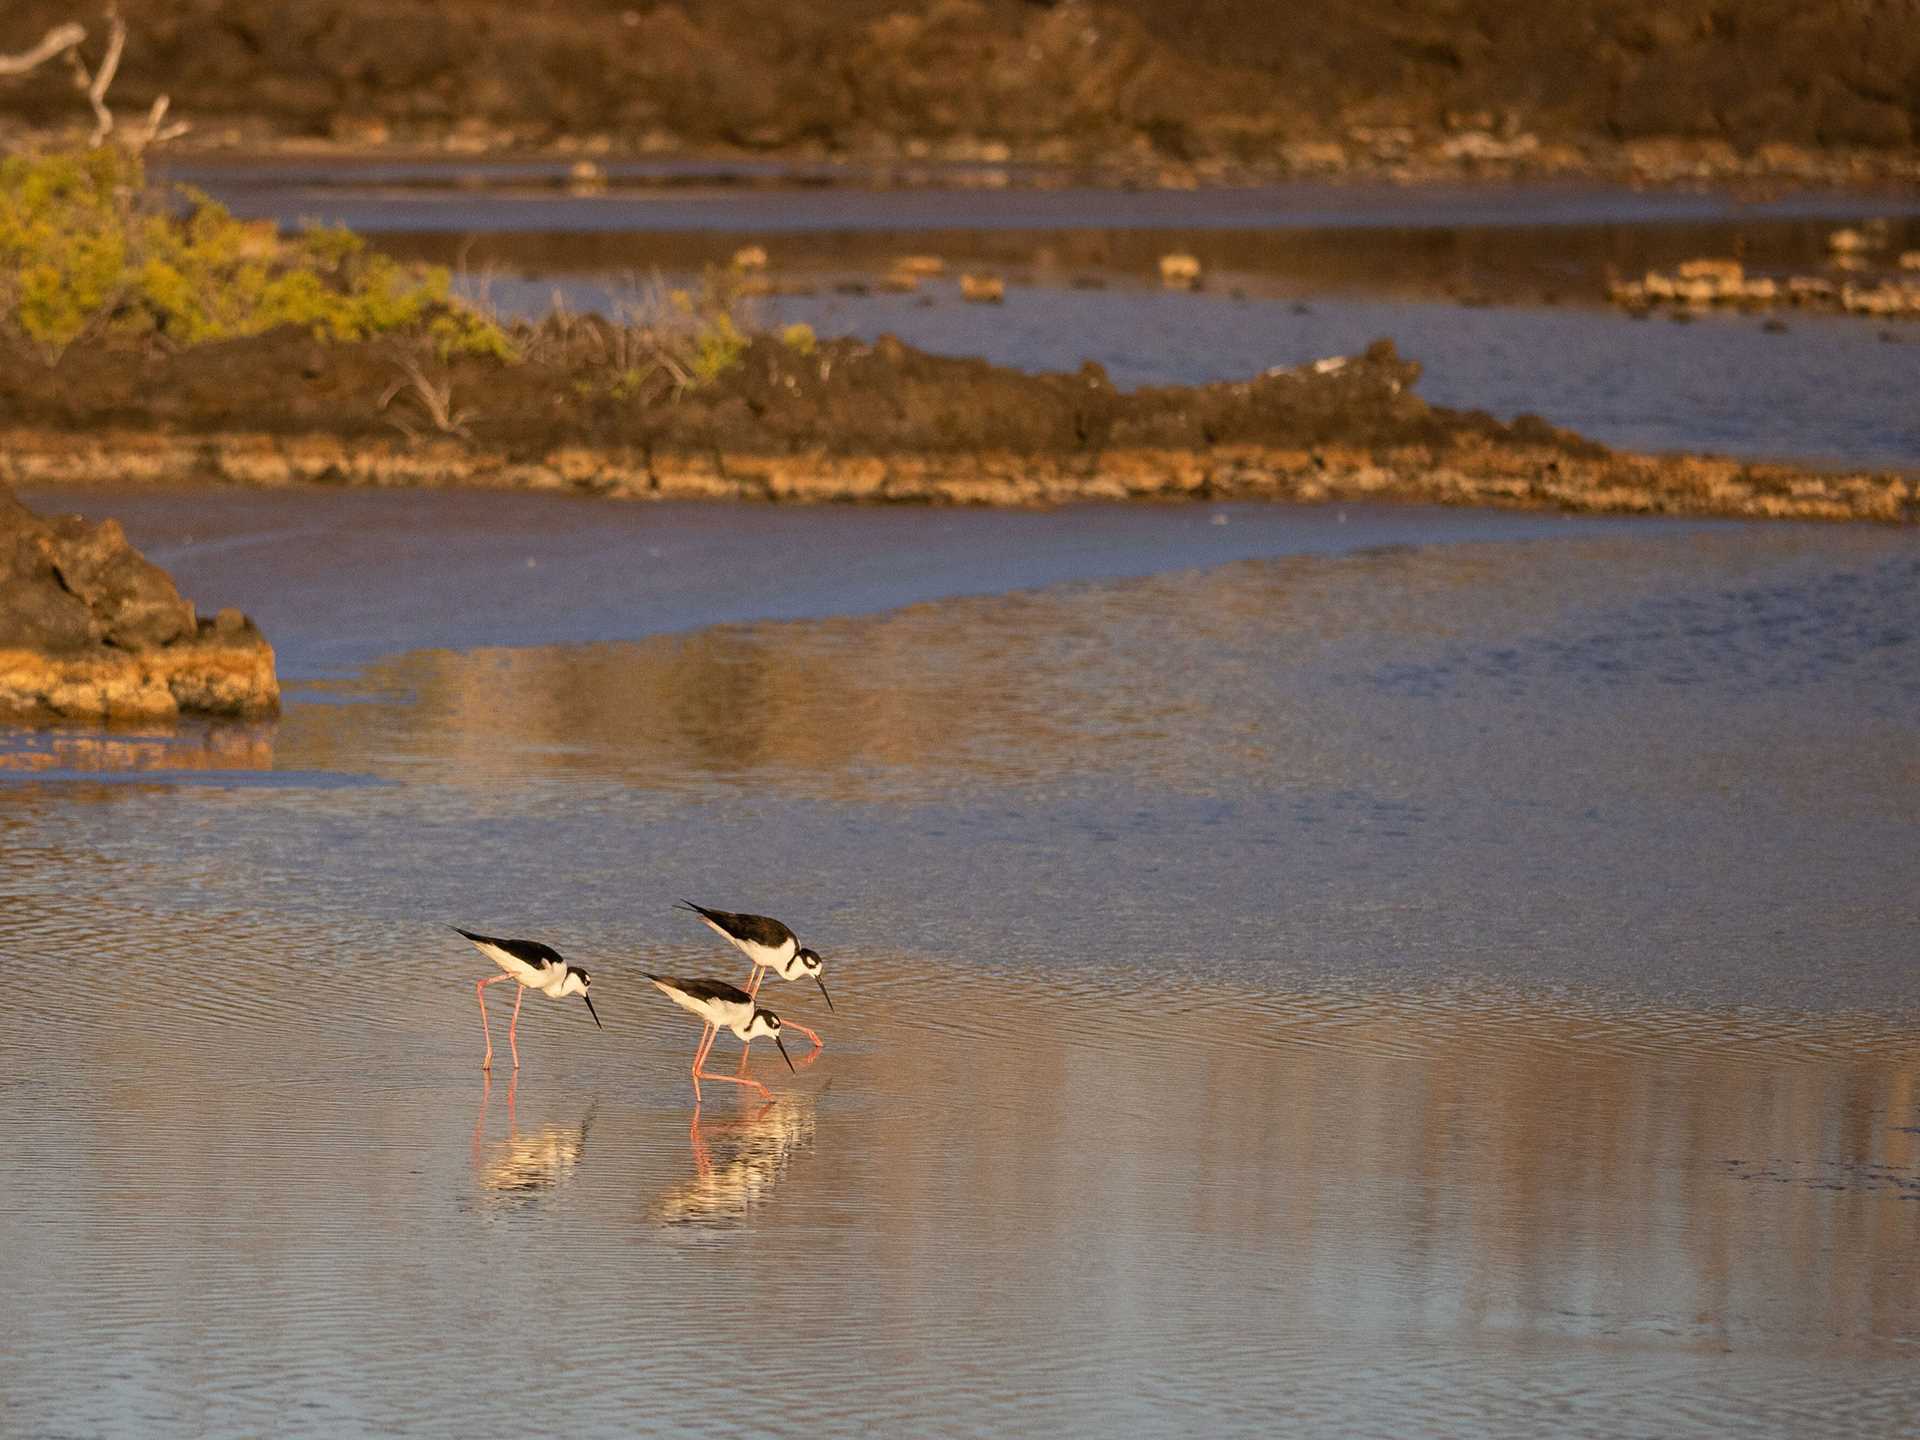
[796,948,834,1013]
[563,965,602,1029]
[749,1007,795,1073]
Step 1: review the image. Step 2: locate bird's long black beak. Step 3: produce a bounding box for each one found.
[775,1035,795,1073]
[815,975,835,1014]
[583,994,603,1030]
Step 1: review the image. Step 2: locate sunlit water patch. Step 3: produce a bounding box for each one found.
[2,496,1917,1435]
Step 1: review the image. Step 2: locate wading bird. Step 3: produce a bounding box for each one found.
[675,900,833,1018]
[455,927,602,1071]
[643,973,795,1103]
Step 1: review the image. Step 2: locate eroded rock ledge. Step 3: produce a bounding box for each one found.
[0,485,278,723]
[0,333,1912,524]
[1,429,1911,524]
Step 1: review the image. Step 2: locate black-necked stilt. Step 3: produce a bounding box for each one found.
[675,900,834,1016]
[643,973,794,1103]
[455,927,602,1071]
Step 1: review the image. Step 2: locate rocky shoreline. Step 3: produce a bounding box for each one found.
[3,428,1911,525]
[111,128,1920,195]
[0,485,278,723]
[0,332,1912,525]
[8,1,1920,193]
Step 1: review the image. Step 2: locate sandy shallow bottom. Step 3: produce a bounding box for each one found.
[2,492,1917,1436]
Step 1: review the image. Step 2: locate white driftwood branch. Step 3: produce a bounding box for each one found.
[0,21,86,76]
[26,10,187,152]
[65,9,126,145]
[132,93,190,148]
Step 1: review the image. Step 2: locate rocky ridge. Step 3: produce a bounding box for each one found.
[0,333,1911,525]
[6,1,1920,186]
[0,484,278,722]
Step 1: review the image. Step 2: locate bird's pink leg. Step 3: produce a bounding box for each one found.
[690,1022,716,1102]
[786,1021,825,1068]
[699,1029,774,1102]
[507,983,525,1070]
[475,974,514,1070]
[736,967,766,1076]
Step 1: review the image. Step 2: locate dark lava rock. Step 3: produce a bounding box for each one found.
[42,513,198,650]
[0,483,278,721]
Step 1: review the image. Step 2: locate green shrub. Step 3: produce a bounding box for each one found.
[0,148,514,361]
[664,270,751,389]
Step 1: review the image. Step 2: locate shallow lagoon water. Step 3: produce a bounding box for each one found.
[495,275,1920,469]
[2,492,1918,1436]
[169,164,1920,469]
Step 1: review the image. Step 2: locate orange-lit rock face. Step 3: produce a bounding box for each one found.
[0,484,278,722]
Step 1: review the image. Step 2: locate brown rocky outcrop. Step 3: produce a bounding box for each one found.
[6,1,1920,182]
[0,330,1912,524]
[0,484,278,722]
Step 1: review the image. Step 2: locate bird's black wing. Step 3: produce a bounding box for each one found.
[675,901,795,948]
[644,974,755,1006]
[454,927,565,970]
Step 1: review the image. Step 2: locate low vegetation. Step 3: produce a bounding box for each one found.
[0,146,512,362]
[0,147,771,405]
[519,266,771,403]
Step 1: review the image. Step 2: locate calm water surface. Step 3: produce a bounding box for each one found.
[3,492,1918,1437]
[496,276,1920,469]
[167,165,1920,469]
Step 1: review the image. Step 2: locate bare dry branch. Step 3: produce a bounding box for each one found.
[0,21,86,77]
[64,9,127,145]
[34,10,188,153]
[129,93,190,150]
[381,359,476,438]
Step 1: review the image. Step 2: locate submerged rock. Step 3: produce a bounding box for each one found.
[0,485,278,723]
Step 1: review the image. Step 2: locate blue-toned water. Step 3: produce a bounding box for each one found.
[163,163,1920,469]
[3,490,1917,1437]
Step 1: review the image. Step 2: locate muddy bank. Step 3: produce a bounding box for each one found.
[0,484,278,722]
[5,2,1920,188]
[0,331,1911,523]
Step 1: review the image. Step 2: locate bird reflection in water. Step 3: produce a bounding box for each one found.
[648,1092,820,1229]
[470,1072,594,1213]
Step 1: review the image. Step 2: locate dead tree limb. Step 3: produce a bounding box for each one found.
[16,9,191,152]
[64,9,126,145]
[0,21,86,77]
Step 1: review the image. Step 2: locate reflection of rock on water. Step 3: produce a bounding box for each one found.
[650,1098,817,1229]
[476,1114,592,1212]
[0,722,276,774]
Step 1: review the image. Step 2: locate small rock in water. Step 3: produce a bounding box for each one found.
[1158,252,1202,289]
[959,273,1005,304]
